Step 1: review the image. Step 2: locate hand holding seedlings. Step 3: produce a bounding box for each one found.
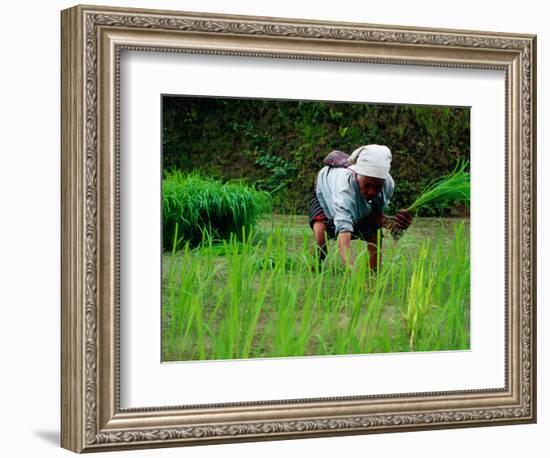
[384,209,413,240]
[385,161,470,241]
[394,209,413,229]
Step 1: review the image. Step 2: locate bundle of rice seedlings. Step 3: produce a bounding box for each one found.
[162,170,272,250]
[385,161,470,240]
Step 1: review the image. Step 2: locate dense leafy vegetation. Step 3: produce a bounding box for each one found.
[163,96,470,214]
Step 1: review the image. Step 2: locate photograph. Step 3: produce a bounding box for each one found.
[161,96,471,362]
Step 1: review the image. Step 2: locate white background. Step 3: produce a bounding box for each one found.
[0,0,547,457]
[121,53,505,407]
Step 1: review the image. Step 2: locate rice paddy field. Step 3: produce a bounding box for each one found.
[161,214,470,362]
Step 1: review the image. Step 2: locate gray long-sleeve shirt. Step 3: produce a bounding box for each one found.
[315,166,395,234]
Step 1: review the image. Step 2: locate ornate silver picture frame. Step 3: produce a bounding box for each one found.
[61,4,536,453]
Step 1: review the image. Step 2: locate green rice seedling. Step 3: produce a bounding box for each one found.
[294,276,323,356]
[162,170,272,250]
[407,161,470,214]
[400,221,470,352]
[386,161,470,240]
[361,246,396,353]
[161,214,470,362]
[402,239,436,350]
[428,221,470,350]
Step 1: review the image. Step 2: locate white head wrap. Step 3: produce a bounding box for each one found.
[347,144,392,179]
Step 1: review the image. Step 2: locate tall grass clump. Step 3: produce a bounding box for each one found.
[400,221,470,351]
[162,170,272,250]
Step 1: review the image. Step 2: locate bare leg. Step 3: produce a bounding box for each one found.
[366,233,382,271]
[311,221,329,264]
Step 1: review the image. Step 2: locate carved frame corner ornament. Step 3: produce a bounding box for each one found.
[61,4,536,453]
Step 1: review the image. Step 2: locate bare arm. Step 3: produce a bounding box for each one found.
[337,231,353,266]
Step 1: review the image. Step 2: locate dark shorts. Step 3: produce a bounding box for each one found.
[308,191,382,241]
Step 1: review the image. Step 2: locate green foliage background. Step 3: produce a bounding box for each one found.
[162,96,470,214]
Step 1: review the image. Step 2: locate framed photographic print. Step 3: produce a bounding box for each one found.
[61,4,537,453]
